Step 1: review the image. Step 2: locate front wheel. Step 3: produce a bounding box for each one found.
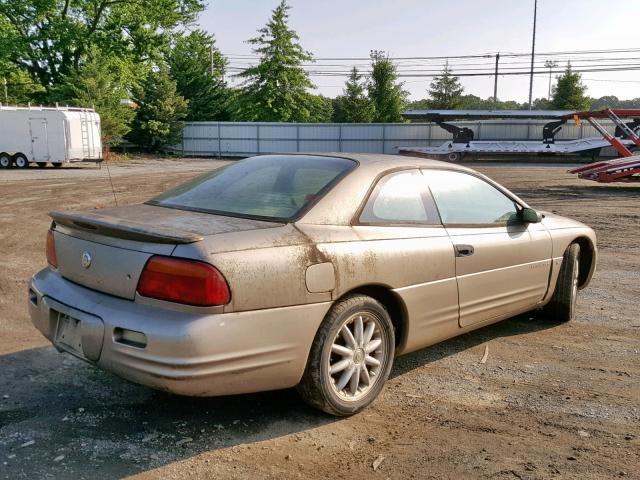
[297,294,395,416]
[544,243,580,322]
[52,162,63,168]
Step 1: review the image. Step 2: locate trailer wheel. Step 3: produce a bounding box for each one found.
[13,153,29,169]
[36,162,47,168]
[0,153,11,169]
[52,163,63,168]
[447,152,462,162]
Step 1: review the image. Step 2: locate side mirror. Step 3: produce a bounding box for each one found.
[521,207,543,223]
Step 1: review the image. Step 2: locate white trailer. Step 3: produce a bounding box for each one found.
[0,105,101,169]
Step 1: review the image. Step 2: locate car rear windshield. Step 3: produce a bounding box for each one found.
[147,155,356,221]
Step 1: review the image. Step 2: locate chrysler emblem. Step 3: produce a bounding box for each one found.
[81,251,92,269]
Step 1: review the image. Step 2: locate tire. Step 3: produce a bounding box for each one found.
[36,162,47,168]
[297,294,395,416]
[447,152,461,162]
[0,153,11,169]
[544,243,580,323]
[52,163,63,168]
[13,153,29,169]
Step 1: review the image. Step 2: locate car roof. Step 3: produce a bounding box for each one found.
[280,152,474,176]
[288,152,491,226]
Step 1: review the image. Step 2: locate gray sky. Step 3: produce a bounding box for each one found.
[198,0,640,102]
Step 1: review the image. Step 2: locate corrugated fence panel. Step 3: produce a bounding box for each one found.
[179,120,625,157]
[341,125,384,140]
[259,124,298,139]
[300,140,340,151]
[479,122,529,140]
[258,140,298,153]
[299,124,340,139]
[220,139,258,155]
[384,124,430,140]
[342,140,384,153]
[220,124,258,139]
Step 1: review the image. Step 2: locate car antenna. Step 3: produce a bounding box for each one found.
[85,96,118,207]
[103,153,118,207]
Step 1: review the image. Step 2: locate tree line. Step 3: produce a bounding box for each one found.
[1,0,637,151]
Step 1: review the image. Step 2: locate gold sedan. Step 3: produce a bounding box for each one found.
[29,153,596,415]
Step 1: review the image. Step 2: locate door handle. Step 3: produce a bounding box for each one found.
[454,244,475,257]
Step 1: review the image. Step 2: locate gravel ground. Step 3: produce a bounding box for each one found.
[0,158,638,480]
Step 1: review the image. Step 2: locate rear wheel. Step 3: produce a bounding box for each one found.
[0,153,11,169]
[544,243,580,323]
[297,294,395,416]
[36,162,47,168]
[13,153,29,169]
[52,162,63,168]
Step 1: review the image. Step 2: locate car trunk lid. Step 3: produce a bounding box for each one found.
[49,204,281,300]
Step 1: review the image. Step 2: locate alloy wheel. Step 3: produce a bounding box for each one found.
[327,312,387,401]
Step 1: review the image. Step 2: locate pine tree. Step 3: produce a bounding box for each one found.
[168,30,229,121]
[551,63,590,110]
[129,67,188,151]
[333,67,374,123]
[428,62,464,109]
[235,0,315,122]
[368,51,407,122]
[52,49,135,146]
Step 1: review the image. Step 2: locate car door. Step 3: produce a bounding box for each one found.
[423,169,552,328]
[349,169,459,353]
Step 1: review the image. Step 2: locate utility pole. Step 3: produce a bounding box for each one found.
[544,60,558,99]
[210,44,214,76]
[493,53,500,103]
[3,77,7,104]
[528,0,538,110]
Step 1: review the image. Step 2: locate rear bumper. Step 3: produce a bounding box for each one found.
[29,268,330,396]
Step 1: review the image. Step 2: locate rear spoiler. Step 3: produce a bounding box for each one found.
[49,211,203,244]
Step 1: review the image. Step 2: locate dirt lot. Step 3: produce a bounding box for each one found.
[0,158,638,480]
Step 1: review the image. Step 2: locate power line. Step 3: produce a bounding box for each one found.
[225,65,640,78]
[222,47,640,62]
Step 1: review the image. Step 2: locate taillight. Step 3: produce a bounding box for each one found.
[46,229,58,268]
[137,256,230,307]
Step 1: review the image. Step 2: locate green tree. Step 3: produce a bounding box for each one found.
[0,68,45,104]
[305,93,333,122]
[168,30,229,121]
[368,51,407,123]
[54,51,136,146]
[428,62,464,109]
[405,98,431,111]
[531,97,552,110]
[235,0,315,122]
[587,95,640,110]
[0,0,204,93]
[551,63,590,110]
[333,67,374,123]
[129,67,188,151]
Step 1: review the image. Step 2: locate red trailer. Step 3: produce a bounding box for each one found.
[566,109,640,183]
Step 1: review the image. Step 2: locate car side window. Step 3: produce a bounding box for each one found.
[423,169,519,226]
[359,170,439,225]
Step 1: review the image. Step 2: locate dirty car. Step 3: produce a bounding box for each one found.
[28,153,597,416]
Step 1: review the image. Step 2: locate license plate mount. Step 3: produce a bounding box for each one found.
[54,312,84,358]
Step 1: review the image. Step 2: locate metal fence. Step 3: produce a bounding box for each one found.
[179,119,621,157]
